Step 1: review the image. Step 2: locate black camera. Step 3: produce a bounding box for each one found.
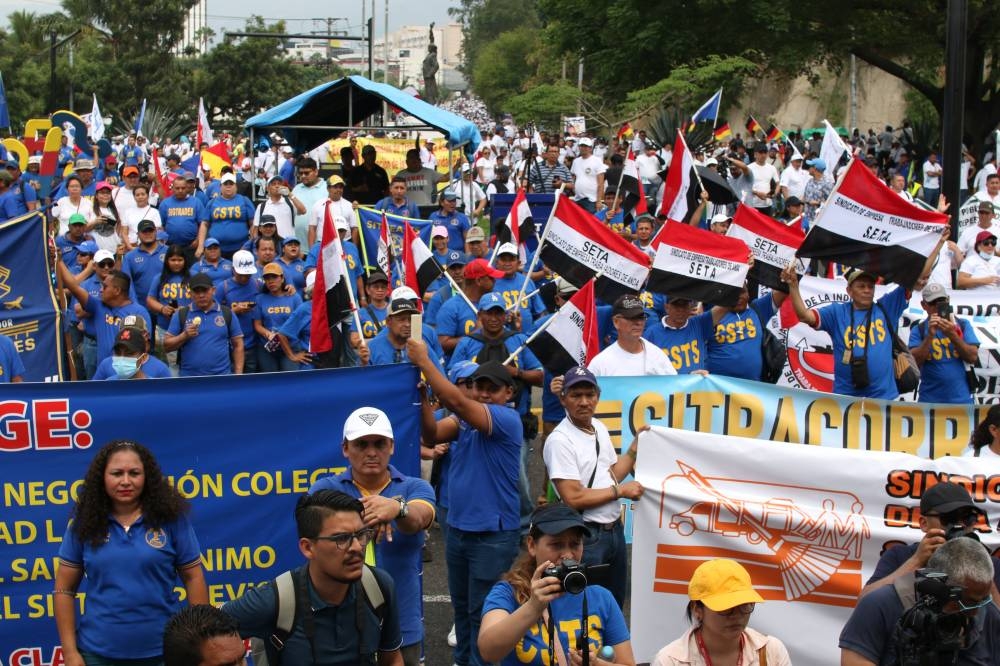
[544,559,589,595]
[850,356,870,388]
[937,303,953,318]
[894,570,969,666]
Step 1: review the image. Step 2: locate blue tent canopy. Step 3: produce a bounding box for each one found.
[244,75,481,160]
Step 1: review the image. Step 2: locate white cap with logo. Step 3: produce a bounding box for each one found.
[233,250,258,275]
[343,406,394,441]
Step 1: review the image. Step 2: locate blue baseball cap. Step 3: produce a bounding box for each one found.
[282,237,301,247]
[448,360,479,383]
[478,292,505,312]
[76,240,98,254]
[447,250,469,267]
[562,365,598,393]
[805,158,826,172]
[203,237,220,248]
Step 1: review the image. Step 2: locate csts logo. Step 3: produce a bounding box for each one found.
[0,398,95,453]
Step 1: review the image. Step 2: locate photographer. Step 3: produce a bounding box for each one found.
[478,503,635,665]
[840,537,999,665]
[860,482,1000,598]
[909,283,980,404]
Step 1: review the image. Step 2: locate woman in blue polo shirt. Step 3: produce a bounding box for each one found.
[252,261,302,372]
[146,245,192,335]
[54,440,208,666]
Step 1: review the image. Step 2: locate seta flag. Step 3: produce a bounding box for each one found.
[496,187,533,263]
[539,195,651,302]
[765,124,783,142]
[197,97,214,147]
[691,88,723,125]
[713,123,733,142]
[527,278,600,376]
[377,213,393,284]
[648,219,751,306]
[745,115,762,135]
[797,159,949,288]
[402,220,442,305]
[620,150,648,222]
[727,204,805,293]
[656,130,695,223]
[310,204,354,360]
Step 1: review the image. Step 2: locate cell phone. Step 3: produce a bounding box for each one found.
[410,313,422,340]
[938,303,953,318]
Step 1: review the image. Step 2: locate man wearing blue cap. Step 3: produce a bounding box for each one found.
[121,219,167,311]
[803,157,832,223]
[429,191,472,252]
[425,250,467,309]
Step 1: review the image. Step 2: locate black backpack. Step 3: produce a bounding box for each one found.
[750,301,785,384]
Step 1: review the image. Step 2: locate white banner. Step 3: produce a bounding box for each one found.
[631,427,1000,664]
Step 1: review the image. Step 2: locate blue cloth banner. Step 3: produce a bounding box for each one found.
[0,74,10,130]
[357,207,433,273]
[0,365,419,662]
[0,211,63,382]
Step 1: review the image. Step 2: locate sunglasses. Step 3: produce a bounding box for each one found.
[97,260,115,269]
[716,603,755,616]
[982,240,997,247]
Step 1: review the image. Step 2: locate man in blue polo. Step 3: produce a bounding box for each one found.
[365,296,446,370]
[436,259,501,356]
[121,219,167,311]
[909,282,981,404]
[160,174,209,258]
[491,242,545,331]
[309,407,435,666]
[428,192,472,252]
[375,177,420,218]
[163,273,244,376]
[218,250,261,374]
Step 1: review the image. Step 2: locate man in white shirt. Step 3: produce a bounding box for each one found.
[420,138,438,170]
[974,155,997,193]
[309,175,357,246]
[588,294,676,376]
[746,143,780,215]
[570,137,606,213]
[957,200,1000,257]
[444,164,487,218]
[635,144,663,185]
[778,155,809,200]
[922,151,943,206]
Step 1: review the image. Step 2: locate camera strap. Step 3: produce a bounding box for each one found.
[848,306,873,360]
[586,434,600,489]
[543,608,569,666]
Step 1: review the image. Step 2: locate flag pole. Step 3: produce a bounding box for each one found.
[440,267,478,315]
[355,208,372,276]
[678,130,706,193]
[502,272,602,365]
[516,185,564,305]
[506,287,540,311]
[338,243,367,351]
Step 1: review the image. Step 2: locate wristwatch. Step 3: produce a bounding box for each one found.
[393,495,409,519]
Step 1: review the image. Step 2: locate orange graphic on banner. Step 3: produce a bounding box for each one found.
[654,460,870,607]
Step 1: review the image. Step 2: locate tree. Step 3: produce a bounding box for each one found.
[505,82,585,127]
[449,0,540,76]
[470,27,540,113]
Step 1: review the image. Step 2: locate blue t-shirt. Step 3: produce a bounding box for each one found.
[493,274,546,330]
[375,197,420,219]
[309,466,435,646]
[908,317,979,404]
[219,277,263,350]
[120,145,144,167]
[352,303,388,339]
[0,334,26,381]
[449,332,541,414]
[190,257,234,287]
[278,257,307,291]
[206,195,255,253]
[429,210,472,251]
[93,354,172,380]
[122,245,167,303]
[166,301,242,376]
[152,274,191,329]
[435,295,479,352]
[205,180,222,200]
[645,318,708,374]
[596,208,626,236]
[252,292,302,344]
[57,515,202,659]
[815,285,908,399]
[447,403,522,531]
[277,300,313,368]
[483,582,629,666]
[56,233,92,269]
[160,195,209,246]
[425,284,454,327]
[83,298,153,363]
[367,327,446,371]
[699,294,776,381]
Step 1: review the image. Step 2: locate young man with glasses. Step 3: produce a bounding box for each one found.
[309,408,435,666]
[223,490,404,665]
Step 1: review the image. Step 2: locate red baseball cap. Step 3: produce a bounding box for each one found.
[463,258,503,280]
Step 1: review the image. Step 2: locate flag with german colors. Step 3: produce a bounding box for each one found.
[746,116,763,135]
[526,278,600,375]
[648,220,751,306]
[727,204,805,292]
[713,123,733,142]
[765,124,783,142]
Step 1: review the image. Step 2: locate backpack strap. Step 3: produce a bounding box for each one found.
[177,306,189,329]
[270,570,297,651]
[356,565,388,663]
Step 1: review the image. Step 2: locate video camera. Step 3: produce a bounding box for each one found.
[893,570,970,666]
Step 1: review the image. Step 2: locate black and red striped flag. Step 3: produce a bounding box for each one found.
[495,187,533,263]
[310,202,354,364]
[648,220,751,306]
[727,204,805,292]
[620,150,648,223]
[402,220,443,305]
[527,278,600,375]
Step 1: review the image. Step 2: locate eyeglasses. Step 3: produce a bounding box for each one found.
[717,603,755,616]
[312,527,375,550]
[956,596,993,613]
[97,261,115,269]
[982,240,997,247]
[928,510,980,527]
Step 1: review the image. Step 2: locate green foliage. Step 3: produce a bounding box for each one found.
[470,27,540,114]
[113,105,187,143]
[623,55,758,119]
[505,82,584,127]
[450,0,540,76]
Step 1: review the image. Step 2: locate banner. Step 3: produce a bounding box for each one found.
[562,116,586,136]
[357,207,433,276]
[0,212,63,382]
[323,137,452,176]
[0,366,420,663]
[630,427,1000,664]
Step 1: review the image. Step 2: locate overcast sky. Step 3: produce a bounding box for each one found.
[0,0,457,42]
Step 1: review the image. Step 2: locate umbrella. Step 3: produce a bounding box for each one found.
[694,165,738,205]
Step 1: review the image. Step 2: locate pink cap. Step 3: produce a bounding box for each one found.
[95,180,113,191]
[432,225,449,239]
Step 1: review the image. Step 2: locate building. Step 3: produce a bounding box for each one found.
[176,0,209,56]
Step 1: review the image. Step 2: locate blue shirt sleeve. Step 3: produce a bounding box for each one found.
[171,514,202,567]
[961,318,980,346]
[166,311,182,336]
[837,586,902,663]
[487,402,522,441]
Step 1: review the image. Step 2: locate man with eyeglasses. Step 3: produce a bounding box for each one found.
[309,408,434,666]
[223,490,404,665]
[841,537,999,665]
[587,294,676,376]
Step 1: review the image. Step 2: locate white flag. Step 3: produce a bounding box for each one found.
[87,94,104,141]
[819,119,849,182]
[197,97,214,146]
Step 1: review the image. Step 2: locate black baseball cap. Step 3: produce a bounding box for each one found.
[920,482,981,516]
[470,360,514,388]
[365,270,389,285]
[528,503,592,537]
[189,273,214,290]
[612,294,645,318]
[784,196,803,207]
[137,219,157,232]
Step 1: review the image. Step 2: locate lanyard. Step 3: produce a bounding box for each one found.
[695,629,745,666]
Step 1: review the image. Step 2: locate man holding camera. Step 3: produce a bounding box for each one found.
[840,537,998,665]
[909,282,980,404]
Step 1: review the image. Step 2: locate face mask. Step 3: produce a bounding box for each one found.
[112,355,141,379]
[980,250,994,261]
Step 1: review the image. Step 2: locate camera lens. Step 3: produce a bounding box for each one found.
[563,570,588,595]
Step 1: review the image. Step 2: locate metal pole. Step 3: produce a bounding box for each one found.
[849,54,857,130]
[576,54,584,115]
[49,31,57,112]
[942,0,967,239]
[367,18,374,81]
[361,0,367,74]
[384,0,389,83]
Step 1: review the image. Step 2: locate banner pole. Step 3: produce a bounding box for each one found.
[516,186,562,306]
[441,267,477,315]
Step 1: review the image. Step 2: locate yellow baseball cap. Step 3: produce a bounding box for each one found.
[688,559,764,611]
[327,175,345,187]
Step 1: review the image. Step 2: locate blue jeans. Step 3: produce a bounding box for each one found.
[923,187,940,206]
[581,521,628,609]
[446,527,520,665]
[81,654,162,666]
[243,345,258,374]
[256,346,299,372]
[82,335,98,379]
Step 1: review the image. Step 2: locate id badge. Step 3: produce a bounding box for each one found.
[842,350,852,364]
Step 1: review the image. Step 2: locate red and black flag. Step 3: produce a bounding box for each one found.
[495,187,533,263]
[727,204,805,292]
[526,278,600,375]
[648,220,751,306]
[310,202,354,365]
[745,116,763,135]
[765,124,783,142]
[402,220,443,306]
[620,150,648,222]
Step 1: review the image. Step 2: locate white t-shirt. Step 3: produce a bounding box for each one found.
[53,196,95,236]
[475,155,496,184]
[957,222,1000,258]
[927,243,958,288]
[636,153,662,182]
[121,206,162,244]
[111,187,138,217]
[588,338,677,376]
[445,178,487,213]
[309,197,356,243]
[958,253,1000,290]
[252,196,296,239]
[570,154,606,203]
[542,418,622,524]
[963,445,1000,458]
[974,163,997,193]
[747,161,780,208]
[923,160,942,189]
[779,165,809,199]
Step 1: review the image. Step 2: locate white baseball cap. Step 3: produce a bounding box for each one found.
[233,250,258,275]
[391,286,419,301]
[94,249,116,264]
[333,216,349,231]
[578,137,593,147]
[496,242,518,257]
[343,406,394,441]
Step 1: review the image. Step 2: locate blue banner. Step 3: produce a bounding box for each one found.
[0,212,63,382]
[0,365,420,664]
[357,207,433,274]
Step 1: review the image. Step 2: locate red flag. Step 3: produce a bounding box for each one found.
[310,202,353,357]
[655,131,695,227]
[150,146,171,199]
[526,278,600,375]
[620,150,648,220]
[402,221,442,307]
[496,188,533,263]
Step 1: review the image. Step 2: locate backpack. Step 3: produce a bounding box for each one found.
[469,330,537,439]
[750,301,785,384]
[249,564,387,666]
[256,197,296,226]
